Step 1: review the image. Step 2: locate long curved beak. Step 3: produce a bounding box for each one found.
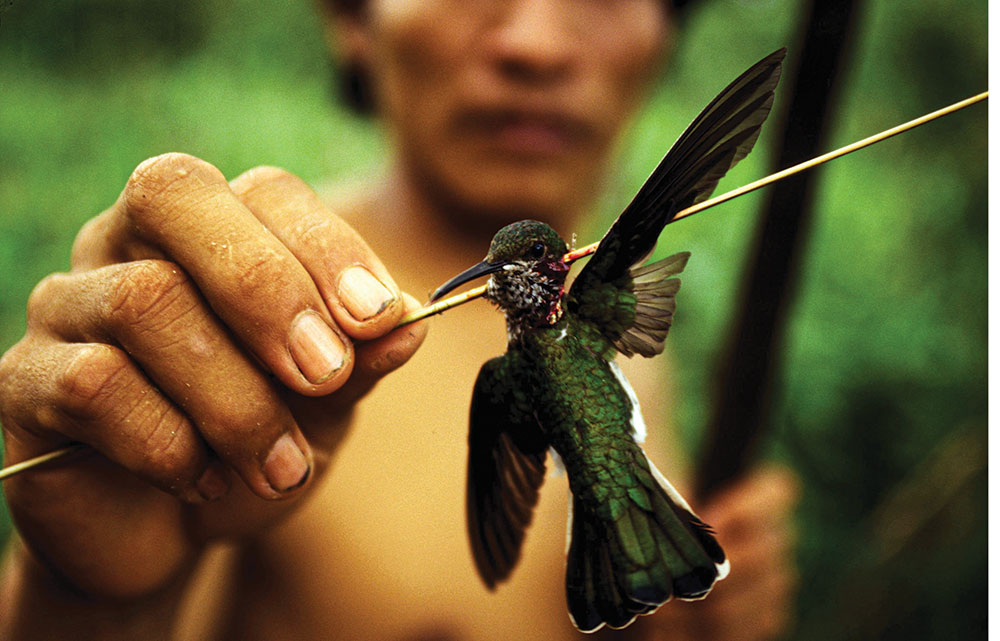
[430,260,506,302]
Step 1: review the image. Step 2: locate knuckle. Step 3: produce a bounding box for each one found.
[231,165,297,193]
[107,260,191,332]
[56,344,133,420]
[236,248,293,298]
[0,340,63,434]
[212,392,286,445]
[70,213,107,266]
[122,153,224,226]
[0,340,28,410]
[25,273,65,325]
[198,390,293,463]
[296,216,336,244]
[135,411,199,485]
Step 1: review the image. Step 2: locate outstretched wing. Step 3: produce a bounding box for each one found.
[568,48,785,355]
[569,251,691,358]
[467,354,549,588]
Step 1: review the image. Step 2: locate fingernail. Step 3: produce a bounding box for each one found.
[338,266,395,321]
[196,461,230,502]
[264,433,311,493]
[289,310,345,384]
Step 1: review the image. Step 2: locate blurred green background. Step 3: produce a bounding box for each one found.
[0,0,986,638]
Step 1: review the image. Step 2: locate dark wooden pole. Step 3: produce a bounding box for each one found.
[696,0,862,499]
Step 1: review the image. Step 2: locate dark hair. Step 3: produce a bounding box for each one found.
[324,0,693,115]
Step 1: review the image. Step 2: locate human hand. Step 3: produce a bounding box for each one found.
[0,154,427,601]
[628,465,800,641]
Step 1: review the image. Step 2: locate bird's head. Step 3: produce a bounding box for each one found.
[431,220,570,337]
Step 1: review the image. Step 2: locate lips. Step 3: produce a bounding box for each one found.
[453,106,597,158]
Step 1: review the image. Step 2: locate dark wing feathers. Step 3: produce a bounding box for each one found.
[655,77,780,209]
[612,251,689,357]
[568,49,784,355]
[467,355,548,588]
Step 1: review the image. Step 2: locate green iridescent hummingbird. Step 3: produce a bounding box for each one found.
[430,49,785,632]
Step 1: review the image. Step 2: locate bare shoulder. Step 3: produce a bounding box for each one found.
[314,177,378,230]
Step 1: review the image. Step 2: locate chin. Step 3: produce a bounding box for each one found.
[444,163,600,225]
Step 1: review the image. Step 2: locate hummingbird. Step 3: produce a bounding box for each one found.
[430,49,785,632]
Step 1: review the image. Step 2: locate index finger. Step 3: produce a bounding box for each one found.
[229,166,404,341]
[112,153,354,396]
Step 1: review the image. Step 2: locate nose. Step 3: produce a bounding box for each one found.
[488,0,578,84]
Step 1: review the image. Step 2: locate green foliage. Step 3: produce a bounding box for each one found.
[0,0,986,638]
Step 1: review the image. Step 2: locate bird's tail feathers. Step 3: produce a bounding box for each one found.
[565,456,728,633]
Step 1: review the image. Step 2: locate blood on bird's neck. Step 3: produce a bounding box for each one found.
[489,258,569,344]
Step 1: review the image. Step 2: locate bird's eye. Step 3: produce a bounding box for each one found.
[527,242,546,259]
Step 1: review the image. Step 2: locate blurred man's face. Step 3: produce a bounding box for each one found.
[346,0,671,223]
